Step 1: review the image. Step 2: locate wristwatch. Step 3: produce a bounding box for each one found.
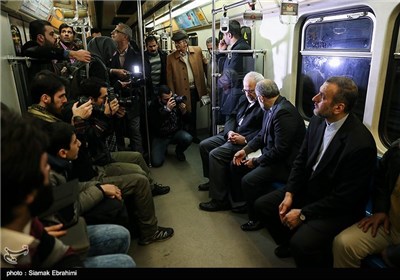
[299,211,306,222]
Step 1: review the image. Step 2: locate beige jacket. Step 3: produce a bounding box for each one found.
[166,46,208,112]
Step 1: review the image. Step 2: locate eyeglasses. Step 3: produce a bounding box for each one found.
[242,89,255,94]
[112,29,125,35]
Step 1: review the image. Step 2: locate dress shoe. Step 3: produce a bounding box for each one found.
[231,204,248,214]
[151,183,170,196]
[274,244,291,258]
[198,182,210,191]
[199,199,231,212]
[240,220,263,231]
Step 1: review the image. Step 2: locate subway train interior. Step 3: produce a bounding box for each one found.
[1,0,399,274]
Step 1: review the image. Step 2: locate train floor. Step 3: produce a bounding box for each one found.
[127,136,296,268]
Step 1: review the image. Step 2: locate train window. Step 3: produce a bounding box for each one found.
[297,9,375,120]
[379,13,400,147]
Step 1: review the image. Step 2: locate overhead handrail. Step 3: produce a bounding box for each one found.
[212,0,255,14]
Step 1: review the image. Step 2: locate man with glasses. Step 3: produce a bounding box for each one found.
[229,79,305,230]
[198,72,264,211]
[109,23,143,153]
[166,30,208,143]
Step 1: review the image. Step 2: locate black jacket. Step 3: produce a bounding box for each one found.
[223,95,263,142]
[286,114,377,221]
[148,98,191,138]
[247,96,306,169]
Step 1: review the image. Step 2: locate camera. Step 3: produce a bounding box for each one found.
[108,91,134,108]
[171,94,187,105]
[78,96,103,112]
[78,95,90,106]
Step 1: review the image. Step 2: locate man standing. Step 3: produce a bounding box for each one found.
[205,36,219,96]
[217,20,252,87]
[167,30,208,143]
[56,23,81,63]
[198,72,264,210]
[21,20,90,105]
[144,35,167,102]
[110,23,143,152]
[254,76,377,267]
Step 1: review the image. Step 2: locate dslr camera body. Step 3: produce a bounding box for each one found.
[171,94,187,105]
[78,96,103,113]
[108,87,134,108]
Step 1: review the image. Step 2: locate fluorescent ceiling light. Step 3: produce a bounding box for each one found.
[146,0,211,27]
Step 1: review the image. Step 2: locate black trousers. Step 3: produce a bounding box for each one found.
[254,189,359,267]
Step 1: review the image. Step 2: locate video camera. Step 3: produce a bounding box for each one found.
[171,94,187,105]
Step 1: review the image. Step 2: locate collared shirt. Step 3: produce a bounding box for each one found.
[118,47,128,67]
[58,41,76,64]
[180,49,194,85]
[238,101,256,126]
[313,114,349,171]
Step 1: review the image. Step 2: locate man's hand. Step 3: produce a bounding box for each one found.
[283,208,302,230]
[233,150,246,166]
[357,212,389,237]
[178,102,187,114]
[112,69,130,80]
[228,132,246,145]
[279,192,293,223]
[219,39,227,51]
[104,98,119,116]
[44,223,67,238]
[70,50,91,63]
[166,98,176,111]
[115,106,126,118]
[72,100,92,120]
[100,184,122,200]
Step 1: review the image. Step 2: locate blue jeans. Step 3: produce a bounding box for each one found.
[151,130,193,167]
[83,224,136,268]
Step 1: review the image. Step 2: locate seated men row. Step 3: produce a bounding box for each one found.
[198,71,306,234]
[198,75,394,268]
[25,70,173,246]
[1,107,135,268]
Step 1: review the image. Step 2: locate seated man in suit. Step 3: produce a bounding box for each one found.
[333,138,400,268]
[198,71,264,211]
[254,76,377,267]
[231,79,306,231]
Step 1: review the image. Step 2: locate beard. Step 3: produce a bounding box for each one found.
[28,183,53,217]
[46,102,63,118]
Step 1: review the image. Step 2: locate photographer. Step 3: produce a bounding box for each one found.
[110,23,143,153]
[149,85,193,167]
